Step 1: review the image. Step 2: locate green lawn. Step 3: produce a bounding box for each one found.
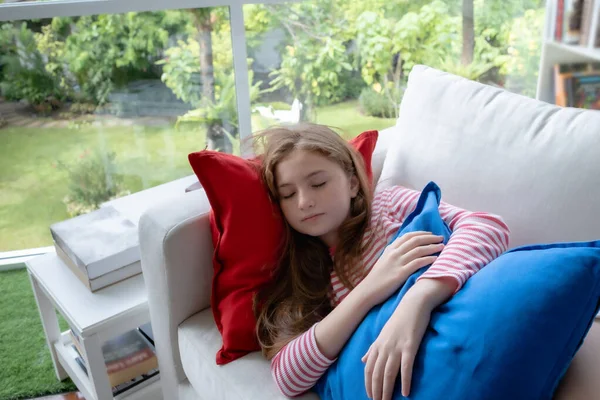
[0,267,76,400]
[0,100,395,252]
[0,99,394,400]
[0,123,205,252]
[315,100,396,138]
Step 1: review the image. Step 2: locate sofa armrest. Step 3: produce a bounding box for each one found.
[139,188,214,399]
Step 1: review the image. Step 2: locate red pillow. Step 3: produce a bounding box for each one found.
[188,130,378,365]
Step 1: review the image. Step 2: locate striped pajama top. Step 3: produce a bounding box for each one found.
[270,185,510,397]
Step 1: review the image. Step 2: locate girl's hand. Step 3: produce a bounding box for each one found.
[357,231,444,308]
[361,295,433,400]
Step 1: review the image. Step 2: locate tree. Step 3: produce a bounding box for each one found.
[264,1,353,121]
[500,7,545,97]
[189,9,229,152]
[0,22,65,110]
[34,13,184,105]
[159,9,265,153]
[462,0,474,66]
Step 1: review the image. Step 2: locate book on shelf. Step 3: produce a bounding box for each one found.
[554,62,600,108]
[552,0,599,46]
[137,322,154,346]
[69,327,159,389]
[566,0,583,44]
[69,343,159,397]
[50,205,141,290]
[579,0,595,45]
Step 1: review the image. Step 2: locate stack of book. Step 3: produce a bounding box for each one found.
[550,0,599,46]
[554,62,600,108]
[50,205,141,292]
[69,323,159,396]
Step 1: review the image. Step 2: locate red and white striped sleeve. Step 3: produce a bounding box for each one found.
[270,323,336,397]
[387,186,510,292]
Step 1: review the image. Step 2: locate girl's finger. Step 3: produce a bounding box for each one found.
[364,348,377,398]
[390,231,431,249]
[381,354,401,400]
[400,349,416,397]
[361,345,372,363]
[403,256,438,275]
[402,243,444,262]
[371,354,387,400]
[396,233,444,254]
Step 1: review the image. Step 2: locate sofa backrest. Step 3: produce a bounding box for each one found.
[376,65,600,249]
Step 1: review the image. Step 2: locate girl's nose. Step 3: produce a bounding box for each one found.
[297,190,315,210]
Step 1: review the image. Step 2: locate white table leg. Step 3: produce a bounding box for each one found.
[81,333,113,400]
[28,272,68,381]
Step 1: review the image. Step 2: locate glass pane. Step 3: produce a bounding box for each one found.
[243,0,545,138]
[0,7,236,252]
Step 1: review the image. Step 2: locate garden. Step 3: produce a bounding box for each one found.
[0,0,545,252]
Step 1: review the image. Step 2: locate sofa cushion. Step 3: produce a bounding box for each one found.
[378,65,600,248]
[554,321,600,399]
[315,181,600,400]
[371,125,399,185]
[187,130,378,365]
[178,309,318,400]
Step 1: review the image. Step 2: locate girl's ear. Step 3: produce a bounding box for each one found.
[350,175,359,198]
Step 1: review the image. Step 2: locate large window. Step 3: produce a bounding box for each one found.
[0,3,238,253]
[245,0,545,138]
[0,0,545,254]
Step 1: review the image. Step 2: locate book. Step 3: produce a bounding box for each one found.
[69,330,84,359]
[554,63,600,108]
[69,328,158,388]
[50,205,140,280]
[55,241,141,292]
[595,8,600,47]
[570,73,600,108]
[72,345,88,375]
[555,64,574,105]
[69,342,159,397]
[112,367,159,397]
[556,0,565,41]
[137,322,154,346]
[564,0,584,44]
[579,0,595,45]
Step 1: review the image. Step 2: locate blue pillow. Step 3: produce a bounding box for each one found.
[314,181,600,400]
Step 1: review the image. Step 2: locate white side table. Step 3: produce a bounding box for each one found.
[27,253,162,400]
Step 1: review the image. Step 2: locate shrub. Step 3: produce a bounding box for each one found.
[339,70,367,101]
[56,149,129,216]
[358,87,401,118]
[0,23,65,109]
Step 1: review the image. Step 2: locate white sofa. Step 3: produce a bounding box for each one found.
[139,65,600,400]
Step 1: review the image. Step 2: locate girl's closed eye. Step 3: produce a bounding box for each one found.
[280,182,326,199]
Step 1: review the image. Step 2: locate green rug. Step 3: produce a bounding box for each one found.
[0,267,77,400]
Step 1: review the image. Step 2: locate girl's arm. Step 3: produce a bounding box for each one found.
[361,187,510,400]
[385,186,510,292]
[271,229,443,397]
[270,286,373,397]
[418,196,510,290]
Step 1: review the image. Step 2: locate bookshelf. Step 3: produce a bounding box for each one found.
[54,333,160,400]
[26,253,162,400]
[536,0,600,104]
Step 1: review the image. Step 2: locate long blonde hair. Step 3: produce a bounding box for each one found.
[252,123,373,359]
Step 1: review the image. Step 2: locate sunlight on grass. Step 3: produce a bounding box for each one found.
[315,100,396,139]
[0,123,205,251]
[0,100,394,252]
